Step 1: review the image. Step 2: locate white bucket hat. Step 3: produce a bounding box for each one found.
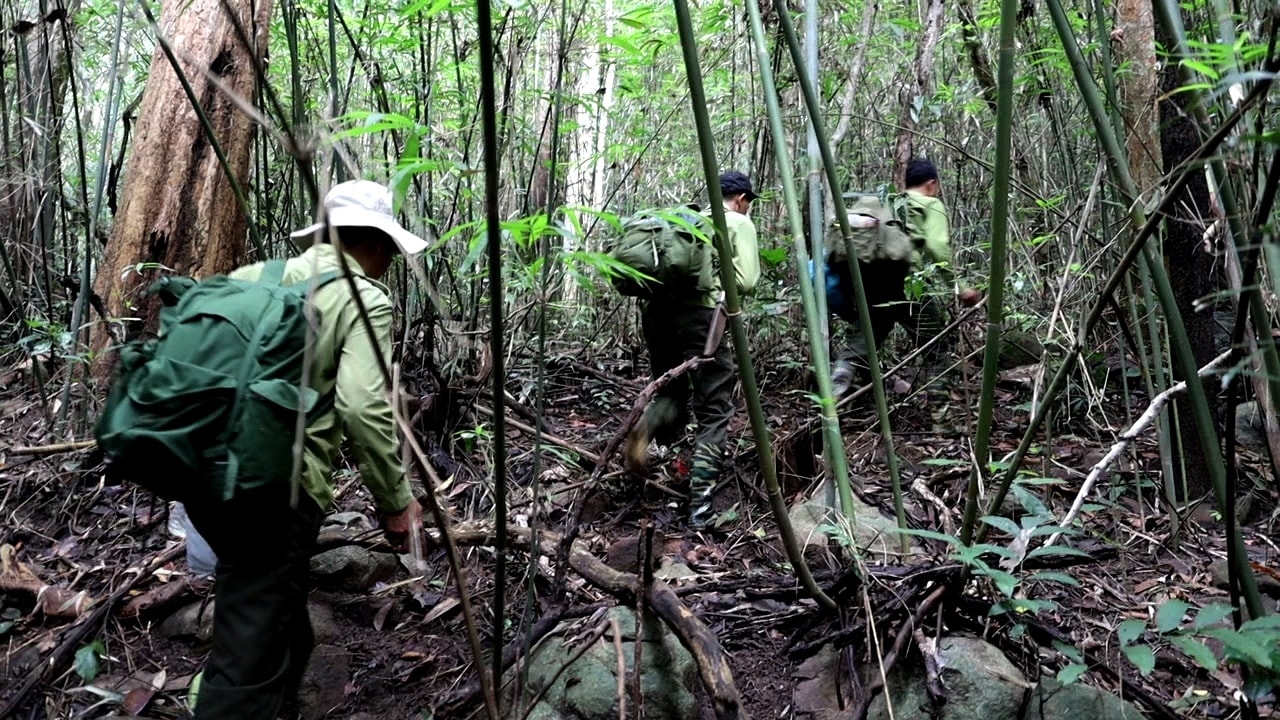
[291,180,429,256]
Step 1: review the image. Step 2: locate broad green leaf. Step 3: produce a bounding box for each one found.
[1155,599,1190,634]
[1052,640,1084,663]
[1027,571,1080,587]
[1180,58,1220,79]
[1200,628,1275,670]
[402,0,451,16]
[1193,603,1235,629]
[1117,618,1146,646]
[1057,663,1088,684]
[981,515,1021,537]
[1167,635,1218,672]
[921,457,966,466]
[74,641,104,681]
[1024,545,1091,561]
[1123,644,1156,675]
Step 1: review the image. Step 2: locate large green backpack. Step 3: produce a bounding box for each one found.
[94,261,340,505]
[826,190,919,266]
[605,206,717,299]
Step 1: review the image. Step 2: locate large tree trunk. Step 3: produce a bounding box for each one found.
[1157,22,1217,499]
[91,0,271,382]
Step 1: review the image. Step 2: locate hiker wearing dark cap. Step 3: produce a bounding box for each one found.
[185,180,426,720]
[625,171,761,529]
[829,158,972,395]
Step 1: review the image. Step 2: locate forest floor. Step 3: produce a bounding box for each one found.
[1,339,1278,719]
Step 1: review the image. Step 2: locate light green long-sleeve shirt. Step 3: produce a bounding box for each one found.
[691,206,760,307]
[905,190,952,269]
[229,243,412,513]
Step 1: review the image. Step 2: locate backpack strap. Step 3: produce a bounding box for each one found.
[259,259,288,286]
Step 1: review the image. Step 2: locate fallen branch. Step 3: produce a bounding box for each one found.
[118,575,214,618]
[845,585,948,720]
[0,544,185,718]
[0,544,94,618]
[591,354,713,480]
[474,404,602,466]
[431,522,749,720]
[7,440,97,456]
[1048,350,1232,547]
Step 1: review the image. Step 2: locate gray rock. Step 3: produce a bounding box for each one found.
[867,636,1031,720]
[792,644,854,718]
[1027,677,1145,720]
[1235,401,1270,449]
[308,601,341,644]
[787,478,920,563]
[515,606,696,720]
[158,600,216,641]
[297,644,351,720]
[157,599,338,645]
[323,511,374,531]
[309,546,398,591]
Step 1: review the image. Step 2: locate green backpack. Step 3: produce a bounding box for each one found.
[605,206,717,299]
[94,261,340,505]
[826,190,919,266]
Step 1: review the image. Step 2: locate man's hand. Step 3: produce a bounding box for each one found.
[380,498,423,552]
[959,288,983,307]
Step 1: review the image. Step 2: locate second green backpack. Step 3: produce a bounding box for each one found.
[826,190,919,266]
[605,206,717,299]
[94,261,340,505]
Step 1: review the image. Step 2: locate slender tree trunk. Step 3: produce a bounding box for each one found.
[957,0,998,115]
[1157,21,1216,499]
[893,0,945,183]
[92,0,271,382]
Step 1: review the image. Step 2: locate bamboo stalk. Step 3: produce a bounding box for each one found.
[771,0,910,552]
[957,0,1017,546]
[671,0,836,612]
[475,0,510,705]
[742,0,855,523]
[1040,0,1264,618]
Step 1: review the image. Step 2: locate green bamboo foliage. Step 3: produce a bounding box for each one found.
[743,0,855,517]
[956,0,1017,545]
[671,0,837,611]
[771,0,909,551]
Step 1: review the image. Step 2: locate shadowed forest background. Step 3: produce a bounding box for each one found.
[1,0,1279,716]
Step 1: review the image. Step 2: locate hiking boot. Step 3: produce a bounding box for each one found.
[687,468,717,530]
[830,361,855,397]
[624,425,650,475]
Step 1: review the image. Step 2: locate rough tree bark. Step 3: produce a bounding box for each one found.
[91,0,271,382]
[1157,23,1217,499]
[893,0,945,184]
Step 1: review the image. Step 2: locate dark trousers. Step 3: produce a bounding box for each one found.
[185,486,324,720]
[639,299,735,476]
[836,294,949,374]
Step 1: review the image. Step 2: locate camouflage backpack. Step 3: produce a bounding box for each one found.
[605,206,717,299]
[825,189,919,266]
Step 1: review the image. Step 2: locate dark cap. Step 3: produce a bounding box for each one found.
[719,171,758,201]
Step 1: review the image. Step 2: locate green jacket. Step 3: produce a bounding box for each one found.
[689,206,760,308]
[229,243,412,514]
[905,190,951,270]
